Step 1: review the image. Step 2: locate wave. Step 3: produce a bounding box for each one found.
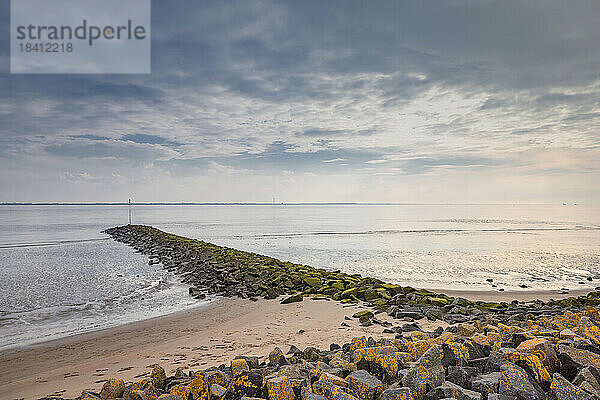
[0,237,110,249]
[228,225,600,239]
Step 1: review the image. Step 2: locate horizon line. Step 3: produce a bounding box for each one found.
[0,201,584,206]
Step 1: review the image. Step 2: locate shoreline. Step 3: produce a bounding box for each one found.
[0,287,589,355]
[0,297,444,400]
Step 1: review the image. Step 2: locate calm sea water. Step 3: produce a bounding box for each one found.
[1,204,599,349]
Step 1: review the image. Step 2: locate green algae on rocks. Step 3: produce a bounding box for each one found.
[104,225,600,326]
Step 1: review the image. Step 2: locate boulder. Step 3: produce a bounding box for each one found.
[210,384,227,399]
[446,366,479,389]
[232,358,250,375]
[404,346,445,399]
[498,363,543,400]
[572,366,600,391]
[470,372,500,396]
[578,316,600,346]
[516,338,559,373]
[281,294,303,304]
[267,376,295,400]
[206,370,229,388]
[100,379,126,400]
[558,345,600,379]
[549,373,593,400]
[424,381,482,400]
[442,342,469,367]
[150,365,167,390]
[379,387,415,400]
[186,372,209,400]
[229,371,263,399]
[346,370,384,400]
[269,347,288,366]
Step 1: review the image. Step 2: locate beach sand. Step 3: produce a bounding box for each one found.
[0,288,587,400]
[0,297,444,400]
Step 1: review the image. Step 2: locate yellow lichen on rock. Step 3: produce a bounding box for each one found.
[349,337,367,353]
[266,376,295,400]
[100,378,126,400]
[186,371,209,400]
[232,358,250,376]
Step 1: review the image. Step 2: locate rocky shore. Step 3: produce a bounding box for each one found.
[64,225,600,400]
[104,225,600,327]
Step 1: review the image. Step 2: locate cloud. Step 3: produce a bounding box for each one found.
[1,0,600,202]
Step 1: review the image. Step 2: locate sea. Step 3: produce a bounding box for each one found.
[1,203,599,350]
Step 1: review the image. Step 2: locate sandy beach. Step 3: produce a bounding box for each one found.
[0,297,445,400]
[1,285,591,400]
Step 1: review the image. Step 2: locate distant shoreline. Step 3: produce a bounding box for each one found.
[0,202,576,206]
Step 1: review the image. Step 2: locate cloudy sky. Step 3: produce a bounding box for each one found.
[1,0,599,203]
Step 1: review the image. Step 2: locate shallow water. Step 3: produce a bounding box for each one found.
[1,203,599,349]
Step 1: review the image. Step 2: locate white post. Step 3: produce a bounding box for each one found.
[128,199,132,225]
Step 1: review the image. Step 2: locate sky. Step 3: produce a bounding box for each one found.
[1,0,599,203]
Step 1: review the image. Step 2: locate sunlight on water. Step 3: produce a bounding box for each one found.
[0,204,599,348]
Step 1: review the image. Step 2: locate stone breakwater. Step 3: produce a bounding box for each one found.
[104,225,600,327]
[79,308,600,400]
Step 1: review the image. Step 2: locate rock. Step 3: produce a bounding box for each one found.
[379,387,415,400]
[318,371,349,388]
[157,395,182,400]
[288,345,304,357]
[442,342,470,367]
[470,372,500,396]
[186,372,209,400]
[304,347,321,362]
[281,294,304,304]
[210,384,227,399]
[269,347,288,366]
[424,381,482,400]
[233,356,259,369]
[100,379,126,400]
[353,311,375,319]
[558,345,600,379]
[149,365,167,390]
[578,317,600,346]
[402,323,421,333]
[516,338,559,373]
[267,376,295,400]
[396,311,425,320]
[231,358,250,375]
[229,371,263,399]
[206,370,229,388]
[312,379,348,400]
[346,370,384,400]
[404,346,445,399]
[302,389,328,400]
[498,363,543,400]
[549,373,593,400]
[352,346,402,381]
[304,277,322,288]
[487,395,516,400]
[572,367,600,391]
[446,366,479,389]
